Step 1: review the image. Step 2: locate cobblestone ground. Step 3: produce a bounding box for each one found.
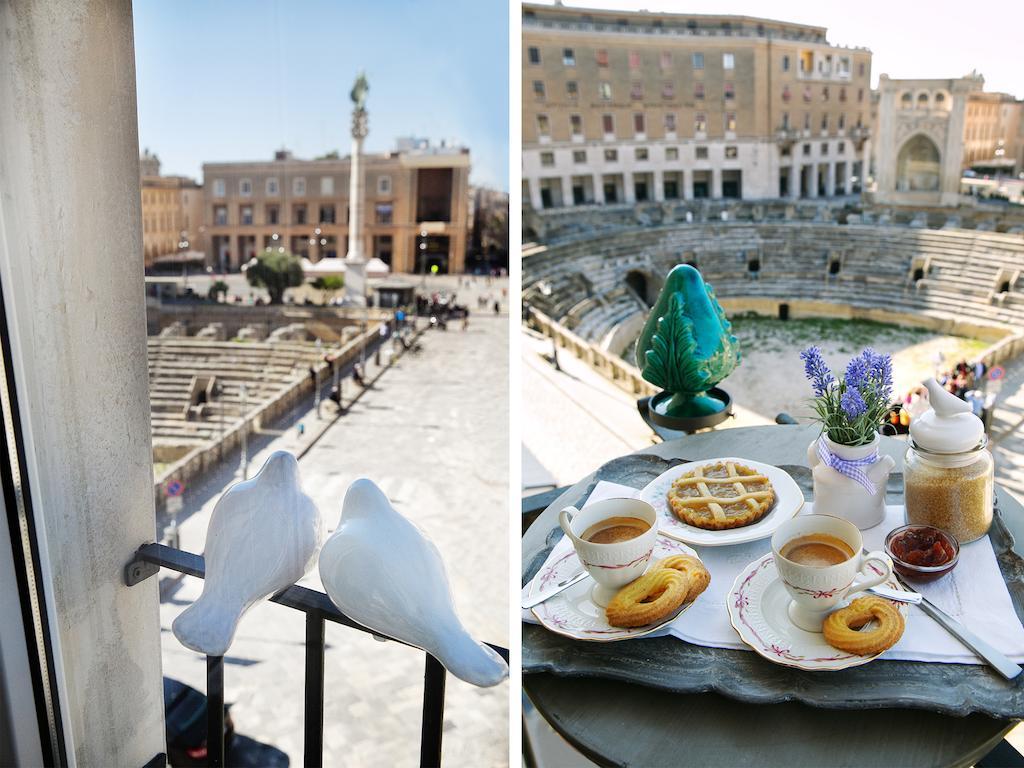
[159,284,509,767]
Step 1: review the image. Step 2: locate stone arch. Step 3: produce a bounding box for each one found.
[625,269,652,306]
[915,91,930,109]
[899,91,913,109]
[896,134,941,192]
[933,90,950,110]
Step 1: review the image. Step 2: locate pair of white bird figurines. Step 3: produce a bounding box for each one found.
[171,451,507,688]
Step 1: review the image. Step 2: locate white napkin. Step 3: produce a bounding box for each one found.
[524,480,1024,665]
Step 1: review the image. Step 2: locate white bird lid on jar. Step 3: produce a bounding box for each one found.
[910,378,985,455]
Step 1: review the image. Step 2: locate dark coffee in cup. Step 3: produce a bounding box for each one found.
[781,533,854,567]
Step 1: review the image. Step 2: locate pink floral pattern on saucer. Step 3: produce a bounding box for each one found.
[727,553,910,671]
[531,535,699,643]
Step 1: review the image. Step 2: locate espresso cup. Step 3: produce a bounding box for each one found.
[559,498,658,607]
[771,514,893,632]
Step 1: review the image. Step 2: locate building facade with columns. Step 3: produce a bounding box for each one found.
[522,4,872,209]
[872,74,980,206]
[202,143,470,274]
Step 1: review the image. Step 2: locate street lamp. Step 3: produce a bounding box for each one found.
[418,229,428,288]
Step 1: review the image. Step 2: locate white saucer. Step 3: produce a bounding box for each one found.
[530,536,700,642]
[640,457,804,547]
[727,553,910,671]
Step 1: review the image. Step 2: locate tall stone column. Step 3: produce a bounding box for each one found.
[790,152,800,199]
[592,173,605,204]
[825,162,836,197]
[345,72,369,305]
[711,167,723,199]
[653,169,665,202]
[808,163,820,198]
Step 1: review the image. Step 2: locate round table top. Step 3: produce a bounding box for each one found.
[522,424,1021,768]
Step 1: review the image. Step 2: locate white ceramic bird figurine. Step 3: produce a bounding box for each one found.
[319,479,508,687]
[173,451,323,656]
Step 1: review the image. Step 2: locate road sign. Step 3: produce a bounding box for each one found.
[166,479,185,497]
[990,366,1005,382]
[166,495,183,515]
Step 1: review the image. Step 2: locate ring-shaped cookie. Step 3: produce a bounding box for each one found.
[656,554,711,602]
[822,596,905,656]
[605,568,689,628]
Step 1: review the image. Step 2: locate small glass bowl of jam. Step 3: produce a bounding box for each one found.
[884,524,960,582]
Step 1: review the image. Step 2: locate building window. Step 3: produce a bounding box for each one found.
[695,113,707,133]
[666,146,679,160]
[633,112,645,134]
[723,52,735,69]
[319,204,336,224]
[665,112,676,132]
[858,88,864,103]
[266,204,279,225]
[320,176,334,195]
[213,178,226,197]
[695,146,709,160]
[782,55,790,72]
[596,49,609,67]
[917,92,929,108]
[604,148,618,162]
[692,52,704,69]
[266,177,279,196]
[803,86,812,103]
[635,147,649,161]
[528,46,540,65]
[537,114,550,136]
[821,114,829,131]
[838,57,850,77]
[724,82,735,100]
[859,62,866,76]
[631,82,643,100]
[240,204,253,225]
[214,205,227,225]
[821,142,829,155]
[599,82,612,101]
[660,51,672,70]
[662,81,674,99]
[839,87,847,102]
[373,234,393,265]
[602,114,614,134]
[533,80,545,99]
[838,113,846,130]
[573,149,587,163]
[570,114,583,136]
[375,203,393,225]
[563,48,575,66]
[725,146,738,159]
[377,175,391,195]
[838,141,846,154]
[239,178,252,197]
[566,80,578,98]
[803,143,811,156]
[293,177,306,196]
[694,82,705,100]
[782,85,791,102]
[725,112,736,132]
[294,204,307,225]
[822,86,829,101]
[540,151,555,167]
[803,113,811,130]
[629,51,640,70]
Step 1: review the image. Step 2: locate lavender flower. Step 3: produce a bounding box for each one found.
[844,352,871,392]
[868,350,894,398]
[844,347,893,399]
[800,346,834,397]
[840,388,867,420]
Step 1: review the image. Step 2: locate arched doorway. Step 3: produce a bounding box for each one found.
[897,135,941,192]
[625,270,649,306]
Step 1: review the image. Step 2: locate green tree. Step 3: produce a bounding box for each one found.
[245,250,304,304]
[208,280,229,302]
[312,275,345,304]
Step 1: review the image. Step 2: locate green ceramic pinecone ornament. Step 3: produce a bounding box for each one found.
[638,265,741,418]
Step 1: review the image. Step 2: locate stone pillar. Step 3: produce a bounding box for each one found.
[653,169,665,202]
[527,177,544,210]
[561,174,574,207]
[808,163,820,198]
[345,73,369,303]
[711,167,723,199]
[682,171,693,200]
[844,162,854,195]
[592,174,605,204]
[0,1,165,764]
[825,163,836,197]
[624,171,636,204]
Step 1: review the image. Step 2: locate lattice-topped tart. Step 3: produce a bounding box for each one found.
[667,461,776,530]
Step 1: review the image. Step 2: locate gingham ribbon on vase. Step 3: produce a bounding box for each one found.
[817,439,878,495]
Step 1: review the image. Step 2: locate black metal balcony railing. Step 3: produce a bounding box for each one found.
[126,542,508,768]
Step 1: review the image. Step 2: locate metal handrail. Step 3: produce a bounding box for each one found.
[126,542,508,768]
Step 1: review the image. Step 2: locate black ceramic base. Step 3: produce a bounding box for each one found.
[648,388,732,432]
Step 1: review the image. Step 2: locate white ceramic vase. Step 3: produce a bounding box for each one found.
[806,433,895,530]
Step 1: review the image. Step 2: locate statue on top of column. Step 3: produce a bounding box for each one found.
[350,71,369,139]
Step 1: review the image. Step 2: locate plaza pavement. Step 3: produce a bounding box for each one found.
[158,285,509,767]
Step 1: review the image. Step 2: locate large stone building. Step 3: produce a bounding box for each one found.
[522,4,872,208]
[202,141,470,274]
[140,149,204,269]
[963,88,1022,174]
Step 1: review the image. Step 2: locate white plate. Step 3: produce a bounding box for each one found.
[530,536,701,642]
[640,457,804,547]
[726,553,910,671]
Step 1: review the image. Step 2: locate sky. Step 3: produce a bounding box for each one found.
[133,0,509,190]
[528,0,1023,97]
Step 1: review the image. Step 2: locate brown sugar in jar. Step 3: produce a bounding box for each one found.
[904,444,993,543]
